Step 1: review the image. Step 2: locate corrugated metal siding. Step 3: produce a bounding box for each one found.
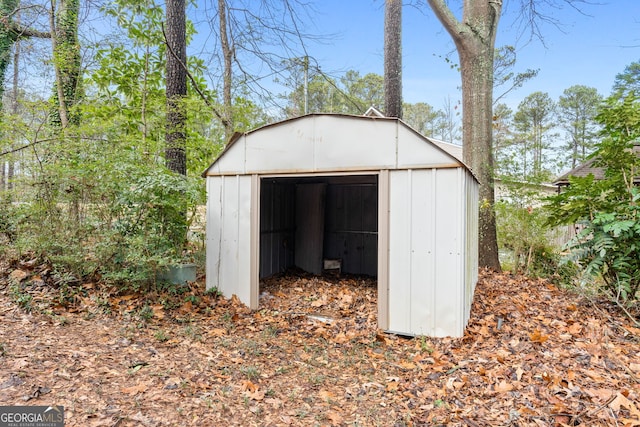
[206,175,253,304]
[387,168,468,337]
[324,183,378,276]
[294,183,327,274]
[464,172,479,326]
[259,180,295,278]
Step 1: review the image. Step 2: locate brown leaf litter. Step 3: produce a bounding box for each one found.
[0,265,639,426]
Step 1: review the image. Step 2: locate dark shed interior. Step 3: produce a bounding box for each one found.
[259,175,378,278]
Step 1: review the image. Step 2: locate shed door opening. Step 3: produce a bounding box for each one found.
[259,175,378,279]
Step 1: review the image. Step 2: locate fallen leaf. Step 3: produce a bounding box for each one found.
[9,269,28,283]
[494,380,514,393]
[327,410,343,426]
[529,329,549,344]
[121,383,148,396]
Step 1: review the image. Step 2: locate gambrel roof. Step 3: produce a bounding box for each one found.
[203,113,470,177]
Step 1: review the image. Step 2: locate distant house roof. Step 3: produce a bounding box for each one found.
[553,145,640,186]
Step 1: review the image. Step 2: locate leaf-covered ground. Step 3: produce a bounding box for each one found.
[0,262,639,426]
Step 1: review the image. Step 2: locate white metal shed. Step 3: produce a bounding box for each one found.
[203,113,478,337]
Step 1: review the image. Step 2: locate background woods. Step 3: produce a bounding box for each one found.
[0,1,639,310]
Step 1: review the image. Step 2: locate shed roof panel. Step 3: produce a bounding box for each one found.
[203,114,469,176]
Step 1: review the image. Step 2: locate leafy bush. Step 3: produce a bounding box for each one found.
[546,94,640,310]
[495,179,568,280]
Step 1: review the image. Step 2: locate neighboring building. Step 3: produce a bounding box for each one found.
[202,113,478,337]
[554,145,640,188]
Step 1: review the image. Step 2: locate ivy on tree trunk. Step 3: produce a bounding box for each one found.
[50,0,81,127]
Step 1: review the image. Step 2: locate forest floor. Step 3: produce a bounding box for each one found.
[0,259,639,427]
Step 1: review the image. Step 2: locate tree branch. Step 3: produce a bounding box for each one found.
[13,24,50,39]
[426,0,465,45]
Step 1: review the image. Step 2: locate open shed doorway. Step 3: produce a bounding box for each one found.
[257,173,379,317]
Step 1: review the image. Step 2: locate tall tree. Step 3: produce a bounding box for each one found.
[426,0,587,270]
[493,45,538,106]
[611,60,640,99]
[165,0,187,175]
[403,102,445,138]
[50,0,81,127]
[217,0,233,140]
[384,0,402,118]
[558,85,602,169]
[426,0,502,270]
[513,91,556,180]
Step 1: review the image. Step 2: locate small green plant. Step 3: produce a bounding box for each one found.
[434,399,446,408]
[10,285,33,312]
[154,330,170,342]
[184,295,200,305]
[137,305,154,321]
[418,335,433,354]
[205,286,222,297]
[240,365,260,381]
[0,342,6,356]
[183,324,202,341]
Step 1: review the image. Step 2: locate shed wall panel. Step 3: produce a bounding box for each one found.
[408,169,436,336]
[312,116,396,170]
[246,121,316,172]
[433,168,464,337]
[388,170,412,334]
[396,126,459,169]
[387,168,468,337]
[205,175,253,305]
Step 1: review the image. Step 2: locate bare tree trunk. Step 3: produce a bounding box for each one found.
[218,0,233,140]
[384,0,402,118]
[427,0,502,271]
[165,0,187,175]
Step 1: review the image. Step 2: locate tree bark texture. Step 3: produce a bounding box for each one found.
[384,0,402,118]
[165,0,187,175]
[427,0,502,271]
[218,0,233,140]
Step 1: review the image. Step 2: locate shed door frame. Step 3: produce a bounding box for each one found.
[250,170,389,330]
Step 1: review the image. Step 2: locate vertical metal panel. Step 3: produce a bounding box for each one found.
[250,174,260,309]
[324,183,378,275]
[207,175,253,307]
[377,170,390,330]
[463,171,479,325]
[408,169,436,336]
[387,168,468,337]
[206,177,223,292]
[388,170,411,333]
[259,180,295,278]
[433,168,464,336]
[295,183,326,274]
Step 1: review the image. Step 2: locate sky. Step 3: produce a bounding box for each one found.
[290,0,640,112]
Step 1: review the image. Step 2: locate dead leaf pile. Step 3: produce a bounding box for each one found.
[0,264,638,426]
